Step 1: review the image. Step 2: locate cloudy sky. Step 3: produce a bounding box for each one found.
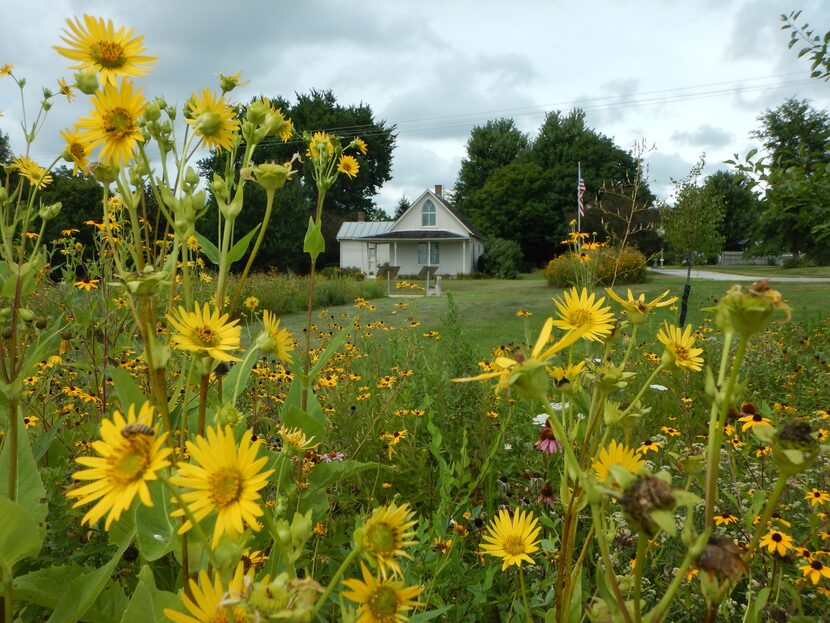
[1,0,828,214]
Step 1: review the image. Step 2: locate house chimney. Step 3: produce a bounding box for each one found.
[357,211,365,222]
[434,184,443,197]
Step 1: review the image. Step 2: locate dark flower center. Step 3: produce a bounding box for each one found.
[92,41,127,69]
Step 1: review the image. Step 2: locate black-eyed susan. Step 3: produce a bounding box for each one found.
[76,79,146,166]
[60,128,91,174]
[759,529,794,556]
[605,288,678,325]
[243,296,259,310]
[738,412,773,431]
[806,488,830,507]
[168,303,241,363]
[714,513,738,526]
[54,15,156,85]
[254,309,294,363]
[360,502,418,578]
[656,322,704,372]
[170,426,273,547]
[552,287,615,342]
[11,156,52,188]
[661,426,681,437]
[337,154,360,178]
[800,558,830,585]
[341,562,422,623]
[636,439,662,454]
[186,89,239,152]
[593,439,645,484]
[67,402,171,529]
[74,278,99,291]
[164,562,250,623]
[480,507,541,571]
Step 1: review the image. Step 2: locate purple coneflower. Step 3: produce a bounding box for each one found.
[535,426,563,454]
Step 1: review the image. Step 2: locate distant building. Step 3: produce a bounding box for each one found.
[336,185,484,276]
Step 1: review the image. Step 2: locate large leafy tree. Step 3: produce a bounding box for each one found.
[0,130,11,164]
[701,170,763,252]
[199,89,396,271]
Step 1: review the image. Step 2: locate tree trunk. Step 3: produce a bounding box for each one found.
[679,257,692,327]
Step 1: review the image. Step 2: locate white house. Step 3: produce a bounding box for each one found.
[336,186,484,276]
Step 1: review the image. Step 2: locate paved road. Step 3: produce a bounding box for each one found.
[649,268,830,283]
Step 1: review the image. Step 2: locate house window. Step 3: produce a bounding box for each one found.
[422,200,436,227]
[417,242,439,265]
[367,243,377,262]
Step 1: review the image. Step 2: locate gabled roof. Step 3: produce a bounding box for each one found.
[433,193,484,239]
[336,221,394,240]
[359,230,466,241]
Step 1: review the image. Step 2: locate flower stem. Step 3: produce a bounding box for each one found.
[197,374,209,436]
[230,190,275,315]
[746,474,788,555]
[518,566,531,623]
[310,546,360,619]
[591,501,634,623]
[633,534,648,623]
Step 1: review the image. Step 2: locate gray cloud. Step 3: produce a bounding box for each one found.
[670,124,733,148]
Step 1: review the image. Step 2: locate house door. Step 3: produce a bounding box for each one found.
[367,243,377,274]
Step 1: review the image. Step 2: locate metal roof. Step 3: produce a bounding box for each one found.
[336,221,395,240]
[360,230,466,241]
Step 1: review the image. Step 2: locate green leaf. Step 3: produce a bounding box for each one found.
[409,607,453,622]
[193,231,220,265]
[608,464,636,489]
[750,424,775,444]
[650,509,677,537]
[747,586,771,623]
[307,459,380,490]
[282,403,325,444]
[0,496,46,571]
[308,326,351,379]
[0,414,47,523]
[120,566,181,623]
[136,480,175,561]
[32,413,68,461]
[303,217,325,259]
[567,567,583,623]
[109,366,149,413]
[223,350,258,404]
[47,524,135,623]
[227,224,261,264]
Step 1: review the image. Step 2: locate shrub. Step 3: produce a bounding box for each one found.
[782,255,811,269]
[479,236,523,279]
[544,246,647,287]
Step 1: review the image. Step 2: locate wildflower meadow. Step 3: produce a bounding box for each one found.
[2,15,830,623]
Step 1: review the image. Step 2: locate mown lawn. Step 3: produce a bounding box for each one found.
[663,264,830,278]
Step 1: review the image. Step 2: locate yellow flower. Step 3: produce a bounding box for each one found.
[0,63,12,77]
[593,439,645,484]
[714,513,738,526]
[516,310,533,317]
[278,424,317,452]
[60,128,91,175]
[57,77,75,102]
[806,489,830,507]
[549,361,585,385]
[168,303,241,363]
[74,278,99,291]
[342,562,422,623]
[360,502,418,578]
[605,288,678,325]
[354,137,368,155]
[480,507,541,571]
[738,412,773,431]
[800,558,830,585]
[53,15,156,85]
[217,70,249,94]
[552,287,616,342]
[255,309,294,363]
[164,562,250,623]
[243,296,259,310]
[67,402,171,529]
[186,89,239,152]
[11,156,52,188]
[171,426,274,547]
[337,154,360,178]
[656,322,704,372]
[636,439,662,454]
[76,79,146,166]
[759,530,794,556]
[307,131,334,160]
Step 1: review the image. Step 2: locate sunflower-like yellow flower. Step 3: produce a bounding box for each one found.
[164,562,251,623]
[278,424,317,452]
[11,156,52,189]
[53,15,156,85]
[67,401,172,529]
[254,309,294,362]
[593,439,645,484]
[480,507,541,571]
[342,562,422,623]
[307,131,334,160]
[337,154,360,178]
[759,529,794,556]
[354,137,368,155]
[57,77,75,102]
[605,288,678,325]
[656,322,704,372]
[171,426,273,547]
[454,317,587,399]
[60,128,91,175]
[76,79,146,166]
[168,303,241,363]
[360,502,418,578]
[186,89,239,152]
[552,287,616,342]
[217,70,249,94]
[0,64,12,77]
[800,558,830,585]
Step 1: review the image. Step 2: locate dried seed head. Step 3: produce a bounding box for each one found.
[621,475,676,536]
[696,535,747,582]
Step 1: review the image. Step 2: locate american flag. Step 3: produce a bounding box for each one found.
[577,177,586,217]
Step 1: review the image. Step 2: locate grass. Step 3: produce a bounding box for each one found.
[274,272,830,355]
[662,264,830,278]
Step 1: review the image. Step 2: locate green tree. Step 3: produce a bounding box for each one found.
[701,170,763,252]
[0,130,11,164]
[661,158,725,325]
[453,118,529,210]
[393,194,410,219]
[781,10,830,81]
[199,89,396,271]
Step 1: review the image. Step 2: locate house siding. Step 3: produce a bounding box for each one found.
[391,194,469,236]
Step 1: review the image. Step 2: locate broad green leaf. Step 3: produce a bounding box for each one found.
[0,496,45,570]
[227,223,261,264]
[47,524,135,623]
[192,231,220,265]
[303,217,325,259]
[409,607,453,622]
[281,404,325,444]
[608,464,637,489]
[0,414,47,522]
[223,349,258,405]
[307,459,380,490]
[136,480,175,561]
[31,413,68,461]
[567,567,583,623]
[650,509,678,537]
[109,366,149,413]
[120,566,180,623]
[747,586,771,623]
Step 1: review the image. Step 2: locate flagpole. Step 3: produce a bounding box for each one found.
[577,161,582,232]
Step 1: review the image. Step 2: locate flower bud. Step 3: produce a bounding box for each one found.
[185,166,201,187]
[38,201,62,221]
[91,162,119,185]
[213,403,244,428]
[714,281,790,337]
[74,71,98,95]
[246,100,270,125]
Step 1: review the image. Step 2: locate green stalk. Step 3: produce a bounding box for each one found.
[644,530,710,623]
[746,474,788,555]
[230,189,275,314]
[518,566,531,623]
[309,546,361,619]
[591,501,634,623]
[197,374,209,436]
[633,534,648,623]
[158,473,220,569]
[4,569,13,623]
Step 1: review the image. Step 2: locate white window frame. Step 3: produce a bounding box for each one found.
[422,200,436,227]
[417,241,439,265]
